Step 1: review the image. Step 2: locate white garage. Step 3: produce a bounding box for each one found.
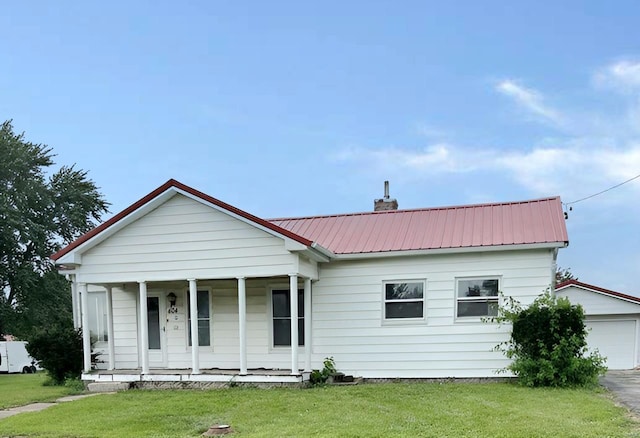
[556,280,640,370]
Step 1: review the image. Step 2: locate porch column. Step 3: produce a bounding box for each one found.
[138,281,149,374]
[79,283,91,373]
[237,276,247,375]
[105,286,116,370]
[70,278,80,329]
[304,278,312,372]
[188,278,200,374]
[289,274,299,375]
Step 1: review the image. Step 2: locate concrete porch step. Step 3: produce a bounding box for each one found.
[87,382,131,393]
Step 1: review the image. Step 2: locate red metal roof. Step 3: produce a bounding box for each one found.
[270,197,568,255]
[52,179,568,262]
[556,280,640,304]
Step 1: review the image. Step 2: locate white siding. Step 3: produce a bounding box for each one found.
[77,194,297,284]
[311,249,555,378]
[93,247,556,378]
[557,286,640,315]
[111,286,139,369]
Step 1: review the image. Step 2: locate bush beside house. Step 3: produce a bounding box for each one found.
[492,291,607,387]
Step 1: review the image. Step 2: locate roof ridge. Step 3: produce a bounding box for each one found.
[269,196,562,222]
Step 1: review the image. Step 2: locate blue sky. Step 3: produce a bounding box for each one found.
[2,1,639,295]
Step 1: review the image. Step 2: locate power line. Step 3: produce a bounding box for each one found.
[564,172,640,207]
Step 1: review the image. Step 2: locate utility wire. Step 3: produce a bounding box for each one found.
[564,172,640,206]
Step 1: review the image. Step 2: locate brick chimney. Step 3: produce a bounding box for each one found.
[374,181,398,211]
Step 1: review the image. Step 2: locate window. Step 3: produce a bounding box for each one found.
[456,278,499,318]
[271,289,304,347]
[187,290,211,347]
[87,291,108,342]
[384,281,425,319]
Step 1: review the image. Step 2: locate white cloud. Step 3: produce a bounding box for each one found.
[497,144,640,196]
[338,144,495,175]
[335,60,640,206]
[595,60,640,90]
[496,79,564,126]
[335,142,640,199]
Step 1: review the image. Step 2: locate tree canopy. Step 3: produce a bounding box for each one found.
[556,266,577,284]
[0,120,109,339]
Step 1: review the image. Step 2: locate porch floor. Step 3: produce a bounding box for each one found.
[83,368,308,384]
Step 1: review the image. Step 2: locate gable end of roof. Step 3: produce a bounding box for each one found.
[51,179,313,262]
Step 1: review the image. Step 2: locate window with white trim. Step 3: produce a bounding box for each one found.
[87,291,108,342]
[271,289,304,347]
[456,278,499,318]
[383,281,425,319]
[187,290,211,346]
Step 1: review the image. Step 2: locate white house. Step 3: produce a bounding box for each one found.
[556,280,640,370]
[52,179,568,385]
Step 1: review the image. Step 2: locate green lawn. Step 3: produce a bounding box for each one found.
[0,382,637,437]
[0,373,80,409]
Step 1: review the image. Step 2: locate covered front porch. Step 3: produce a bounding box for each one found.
[73,274,315,384]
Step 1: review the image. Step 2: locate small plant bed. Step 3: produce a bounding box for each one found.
[0,382,636,437]
[309,357,357,386]
[0,373,82,409]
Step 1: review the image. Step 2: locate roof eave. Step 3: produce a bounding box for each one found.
[332,241,568,260]
[555,280,640,304]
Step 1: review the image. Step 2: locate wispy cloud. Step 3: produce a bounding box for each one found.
[595,60,640,91]
[334,143,491,175]
[334,60,640,203]
[335,142,640,198]
[496,79,565,126]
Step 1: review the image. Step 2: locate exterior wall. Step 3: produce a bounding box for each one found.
[100,248,555,378]
[112,285,140,369]
[77,194,297,284]
[86,285,139,370]
[556,286,640,315]
[311,249,555,378]
[556,286,640,369]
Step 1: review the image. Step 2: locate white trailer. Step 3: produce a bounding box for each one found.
[0,341,38,374]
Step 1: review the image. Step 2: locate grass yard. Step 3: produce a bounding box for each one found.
[0,383,637,437]
[0,373,80,409]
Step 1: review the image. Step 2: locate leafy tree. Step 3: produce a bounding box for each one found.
[555,266,577,283]
[491,291,606,387]
[0,120,109,339]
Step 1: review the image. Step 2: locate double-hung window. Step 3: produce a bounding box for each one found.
[271,289,304,347]
[383,281,425,320]
[456,277,499,318]
[187,290,211,346]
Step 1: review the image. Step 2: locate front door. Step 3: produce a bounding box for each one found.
[147,294,167,368]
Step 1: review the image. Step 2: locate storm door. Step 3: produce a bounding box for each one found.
[146,294,167,367]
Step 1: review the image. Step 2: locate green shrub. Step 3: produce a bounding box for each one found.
[309,357,337,386]
[491,291,606,387]
[26,326,83,384]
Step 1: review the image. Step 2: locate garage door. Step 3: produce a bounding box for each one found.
[585,319,637,370]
